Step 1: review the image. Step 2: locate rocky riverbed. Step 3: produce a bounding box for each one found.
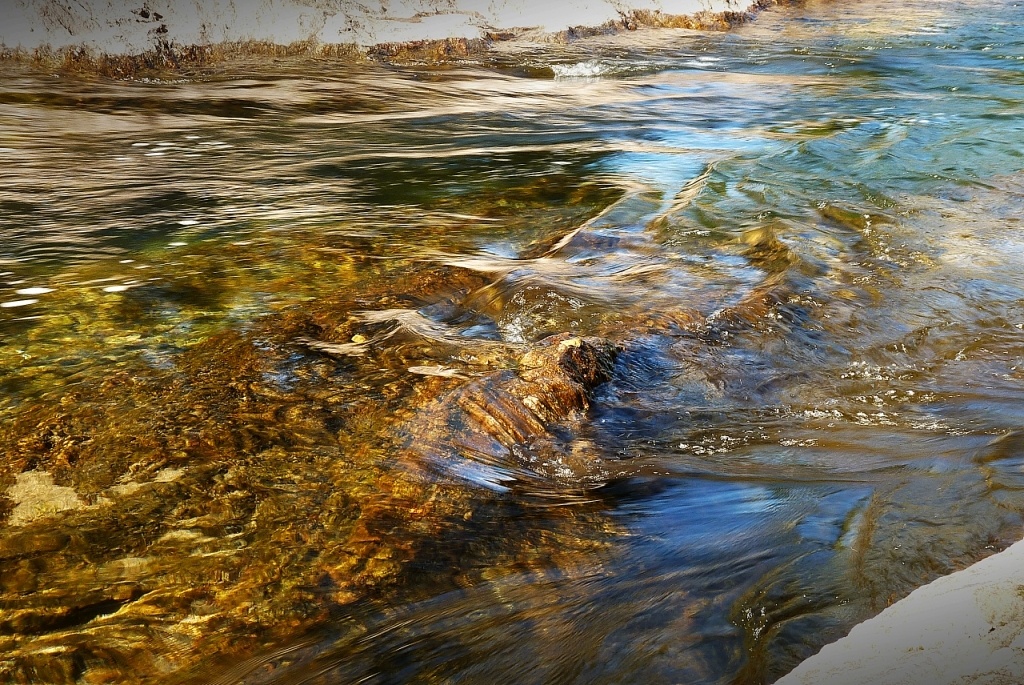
[2,0,1024,682]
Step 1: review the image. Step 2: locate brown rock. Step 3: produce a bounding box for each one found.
[401,333,617,473]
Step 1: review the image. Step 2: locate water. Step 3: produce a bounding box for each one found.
[1,0,1024,682]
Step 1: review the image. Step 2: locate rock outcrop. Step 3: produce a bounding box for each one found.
[399,333,618,485]
[1,0,774,71]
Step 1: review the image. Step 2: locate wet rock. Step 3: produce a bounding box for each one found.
[0,530,70,560]
[0,202,817,683]
[400,333,618,480]
[0,0,774,76]
[6,471,85,527]
[326,333,620,602]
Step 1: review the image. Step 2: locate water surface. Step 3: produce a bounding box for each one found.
[1,0,1024,682]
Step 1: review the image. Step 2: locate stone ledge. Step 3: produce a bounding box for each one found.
[776,535,1024,685]
[0,0,774,74]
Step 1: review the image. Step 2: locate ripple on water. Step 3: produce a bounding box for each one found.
[2,0,1024,682]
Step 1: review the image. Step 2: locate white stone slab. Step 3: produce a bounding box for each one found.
[1,0,747,53]
[777,537,1024,685]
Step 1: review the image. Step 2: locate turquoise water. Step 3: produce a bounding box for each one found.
[1,0,1023,682]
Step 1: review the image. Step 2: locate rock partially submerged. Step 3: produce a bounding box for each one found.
[0,178,816,682]
[331,333,621,602]
[399,333,618,487]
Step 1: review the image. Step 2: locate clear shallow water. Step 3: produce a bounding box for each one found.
[1,0,1024,682]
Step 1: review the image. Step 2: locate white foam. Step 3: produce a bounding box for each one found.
[552,60,613,78]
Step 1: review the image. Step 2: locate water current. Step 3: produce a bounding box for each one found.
[1,0,1023,682]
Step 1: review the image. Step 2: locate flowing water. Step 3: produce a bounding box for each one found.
[1,0,1024,682]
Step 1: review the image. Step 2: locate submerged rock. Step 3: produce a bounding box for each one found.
[399,333,618,484]
[0,260,628,682]
[0,191,816,682]
[6,471,86,527]
[326,333,620,601]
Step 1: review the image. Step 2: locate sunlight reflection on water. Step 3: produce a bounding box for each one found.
[0,0,1023,682]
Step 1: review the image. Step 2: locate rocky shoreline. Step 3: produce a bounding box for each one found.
[0,0,775,75]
